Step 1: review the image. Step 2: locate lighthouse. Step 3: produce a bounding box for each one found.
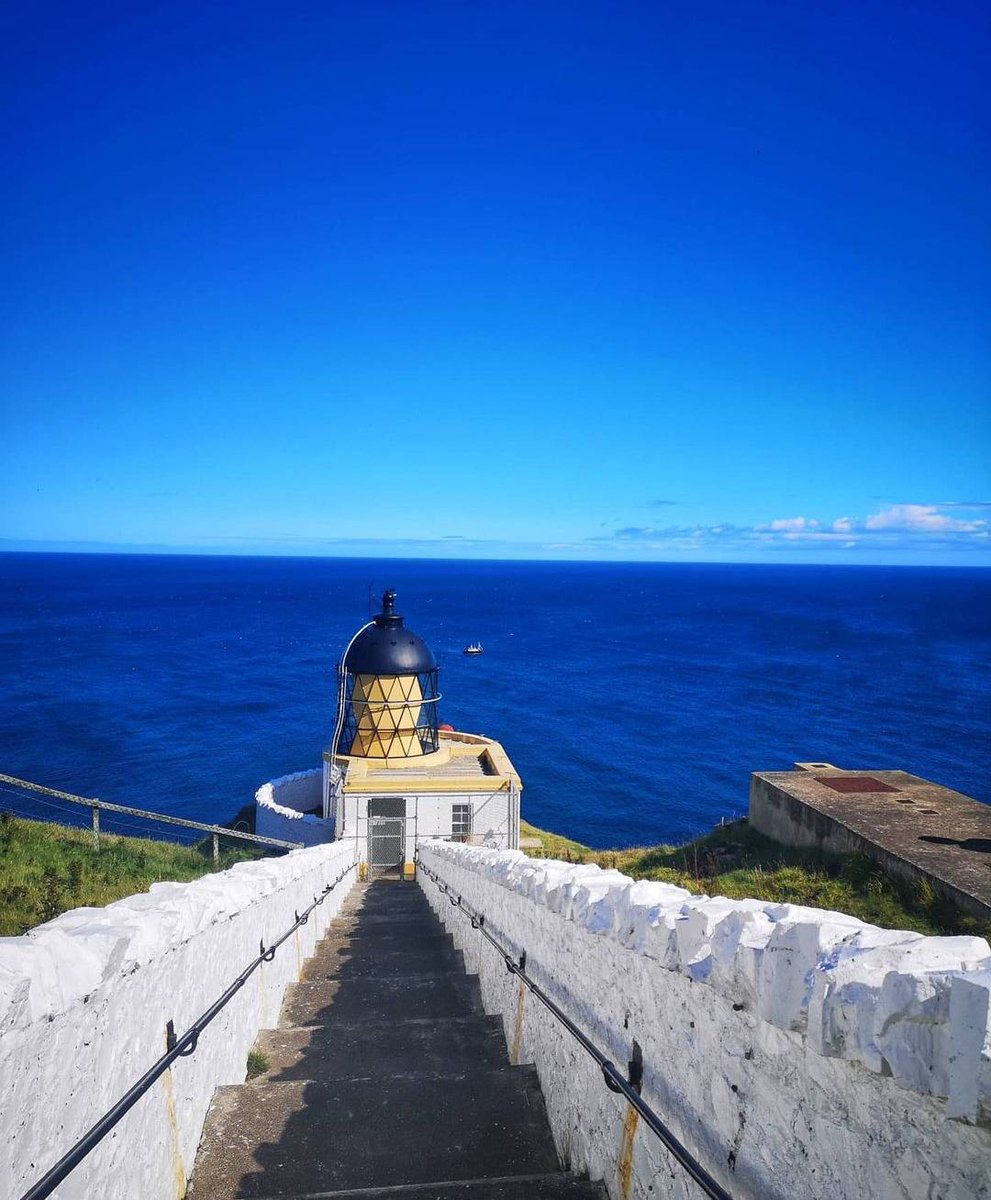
[297,589,522,874]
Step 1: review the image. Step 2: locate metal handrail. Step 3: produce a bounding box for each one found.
[0,773,304,853]
[417,858,734,1200]
[346,693,443,708]
[16,858,358,1200]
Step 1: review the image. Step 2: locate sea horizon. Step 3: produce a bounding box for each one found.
[2,551,989,850]
[3,546,990,569]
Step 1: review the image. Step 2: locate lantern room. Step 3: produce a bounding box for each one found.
[336,590,441,760]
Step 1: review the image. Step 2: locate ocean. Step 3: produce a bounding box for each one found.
[1,552,988,849]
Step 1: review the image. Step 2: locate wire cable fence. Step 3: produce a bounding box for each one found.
[16,856,358,1200]
[0,788,203,849]
[0,773,302,858]
[0,793,233,857]
[417,857,735,1200]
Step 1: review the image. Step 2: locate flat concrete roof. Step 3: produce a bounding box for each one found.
[752,768,991,918]
[361,754,493,780]
[325,729,520,795]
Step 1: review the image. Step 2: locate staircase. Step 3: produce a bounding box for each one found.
[189,877,606,1199]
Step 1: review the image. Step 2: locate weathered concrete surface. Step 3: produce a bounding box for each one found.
[189,879,606,1200]
[280,970,484,1025]
[234,1176,613,1199]
[750,768,991,920]
[304,929,462,977]
[253,1014,509,1080]
[197,1071,559,1195]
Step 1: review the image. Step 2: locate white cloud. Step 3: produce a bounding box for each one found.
[758,516,820,533]
[864,504,986,533]
[591,502,990,558]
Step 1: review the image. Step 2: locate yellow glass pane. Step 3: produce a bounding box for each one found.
[348,673,426,758]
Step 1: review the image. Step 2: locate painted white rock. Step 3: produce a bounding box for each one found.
[709,905,776,1007]
[571,871,630,936]
[947,968,991,1124]
[677,897,767,982]
[757,916,868,1032]
[874,937,991,1094]
[807,927,924,1068]
[615,879,692,953]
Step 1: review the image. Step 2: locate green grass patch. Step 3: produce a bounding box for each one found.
[0,811,268,936]
[246,1049,269,1079]
[519,818,991,940]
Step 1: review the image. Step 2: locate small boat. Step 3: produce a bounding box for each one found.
[463,642,484,655]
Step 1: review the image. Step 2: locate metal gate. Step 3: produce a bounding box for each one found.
[368,798,406,872]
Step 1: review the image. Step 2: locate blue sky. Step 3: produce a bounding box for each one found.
[1,1,988,564]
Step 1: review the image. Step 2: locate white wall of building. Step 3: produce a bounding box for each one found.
[1,841,356,1200]
[336,789,515,863]
[418,841,991,1200]
[256,768,518,858]
[255,768,332,848]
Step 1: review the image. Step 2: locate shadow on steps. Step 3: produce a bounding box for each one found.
[190,879,603,1199]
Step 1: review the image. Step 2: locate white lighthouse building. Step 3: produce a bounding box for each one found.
[255,590,522,871]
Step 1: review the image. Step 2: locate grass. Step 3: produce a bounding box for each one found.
[5,807,985,943]
[0,811,268,936]
[519,818,991,940]
[246,1049,270,1079]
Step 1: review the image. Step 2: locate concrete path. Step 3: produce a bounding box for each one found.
[189,878,606,1199]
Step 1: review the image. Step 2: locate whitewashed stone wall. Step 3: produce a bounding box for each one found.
[418,841,991,1200]
[1,841,356,1200]
[255,767,332,847]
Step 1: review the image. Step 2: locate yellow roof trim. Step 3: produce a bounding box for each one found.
[323,727,521,793]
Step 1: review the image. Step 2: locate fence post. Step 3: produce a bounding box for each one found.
[212,831,220,863]
[0,773,304,854]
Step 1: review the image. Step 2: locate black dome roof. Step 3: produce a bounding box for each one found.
[345,590,437,675]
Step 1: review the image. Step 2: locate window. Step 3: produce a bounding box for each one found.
[369,797,406,818]
[452,803,471,843]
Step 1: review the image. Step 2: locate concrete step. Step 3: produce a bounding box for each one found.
[310,926,452,953]
[303,935,461,980]
[341,886,430,912]
[349,879,420,892]
[321,903,441,928]
[252,1015,509,1082]
[329,891,420,918]
[340,881,431,902]
[280,972,482,1027]
[339,900,433,920]
[189,1068,561,1198]
[331,912,439,933]
[242,1175,609,1199]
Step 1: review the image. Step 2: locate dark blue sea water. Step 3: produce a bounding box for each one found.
[1,553,988,848]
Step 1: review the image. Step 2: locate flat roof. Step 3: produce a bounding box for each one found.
[324,729,521,795]
[361,753,493,780]
[752,768,991,917]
